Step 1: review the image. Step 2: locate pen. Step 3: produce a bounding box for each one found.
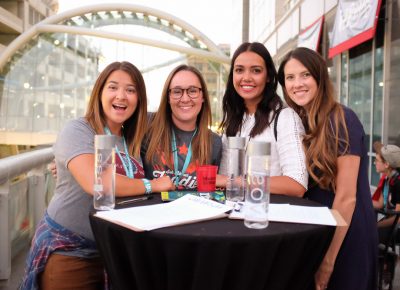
[117,195,152,205]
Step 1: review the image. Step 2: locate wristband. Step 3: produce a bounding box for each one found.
[141,178,152,195]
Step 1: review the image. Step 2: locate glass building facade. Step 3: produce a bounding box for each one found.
[0,33,99,137]
[0,4,229,147]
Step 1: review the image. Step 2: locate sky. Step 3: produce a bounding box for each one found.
[57,0,233,110]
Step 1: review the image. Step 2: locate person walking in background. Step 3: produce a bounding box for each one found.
[372,142,400,242]
[20,61,174,290]
[218,42,308,196]
[277,47,378,290]
[142,64,222,190]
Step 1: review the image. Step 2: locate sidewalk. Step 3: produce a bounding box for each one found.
[0,244,27,290]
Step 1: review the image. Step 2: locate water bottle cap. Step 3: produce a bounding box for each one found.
[95,135,116,149]
[247,141,270,156]
[228,137,246,149]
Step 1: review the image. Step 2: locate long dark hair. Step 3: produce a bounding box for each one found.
[219,42,283,137]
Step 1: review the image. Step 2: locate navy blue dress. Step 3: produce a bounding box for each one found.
[304,106,378,290]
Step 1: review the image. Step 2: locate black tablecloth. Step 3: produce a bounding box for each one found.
[90,194,335,290]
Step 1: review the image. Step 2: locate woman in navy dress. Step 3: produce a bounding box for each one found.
[277,47,378,290]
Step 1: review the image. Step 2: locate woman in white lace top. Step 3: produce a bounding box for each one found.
[218,42,308,196]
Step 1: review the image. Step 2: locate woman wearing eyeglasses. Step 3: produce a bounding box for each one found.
[142,64,222,190]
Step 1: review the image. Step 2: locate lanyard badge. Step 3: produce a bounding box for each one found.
[104,127,134,178]
[171,128,197,187]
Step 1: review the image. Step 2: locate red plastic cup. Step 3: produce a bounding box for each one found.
[196,165,218,192]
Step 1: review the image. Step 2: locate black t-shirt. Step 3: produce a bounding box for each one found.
[141,127,222,190]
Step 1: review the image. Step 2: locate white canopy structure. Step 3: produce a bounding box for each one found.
[0,3,230,70]
[0,3,229,145]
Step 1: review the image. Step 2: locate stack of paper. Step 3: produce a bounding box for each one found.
[229,203,338,226]
[95,194,233,231]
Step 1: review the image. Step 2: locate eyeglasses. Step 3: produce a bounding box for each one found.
[169,86,202,100]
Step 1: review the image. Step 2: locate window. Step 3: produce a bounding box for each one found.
[339,18,385,186]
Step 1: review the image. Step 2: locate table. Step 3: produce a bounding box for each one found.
[89,194,335,290]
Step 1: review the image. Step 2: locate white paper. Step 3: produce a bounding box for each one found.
[269,204,337,226]
[95,194,233,231]
[229,203,337,226]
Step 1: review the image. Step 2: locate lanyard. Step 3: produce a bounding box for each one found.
[171,128,197,187]
[383,178,389,209]
[104,127,134,178]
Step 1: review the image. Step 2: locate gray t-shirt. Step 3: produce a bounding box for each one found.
[47,117,144,241]
[142,127,222,190]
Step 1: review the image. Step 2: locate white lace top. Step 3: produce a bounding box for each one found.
[219,107,308,190]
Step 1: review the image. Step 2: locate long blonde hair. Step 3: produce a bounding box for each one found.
[278,48,349,191]
[85,61,148,157]
[145,65,213,167]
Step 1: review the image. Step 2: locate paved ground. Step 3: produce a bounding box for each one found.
[0,244,27,290]
[1,245,400,289]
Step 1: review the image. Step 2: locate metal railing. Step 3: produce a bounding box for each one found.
[0,147,54,280]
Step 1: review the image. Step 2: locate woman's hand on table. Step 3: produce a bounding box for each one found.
[150,176,175,192]
[216,174,227,188]
[314,258,333,290]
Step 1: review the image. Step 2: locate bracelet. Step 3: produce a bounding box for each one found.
[141,178,152,195]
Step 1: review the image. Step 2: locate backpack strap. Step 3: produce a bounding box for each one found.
[273,109,281,141]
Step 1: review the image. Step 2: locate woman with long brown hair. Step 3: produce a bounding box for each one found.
[143,64,222,189]
[21,61,174,290]
[278,47,377,290]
